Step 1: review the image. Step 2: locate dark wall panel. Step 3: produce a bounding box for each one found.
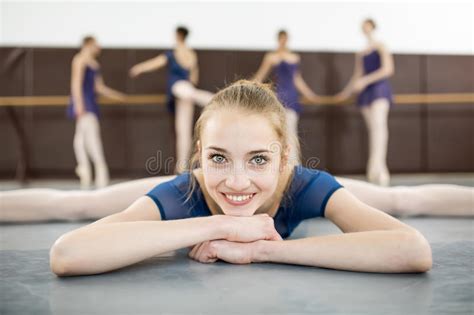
[98,49,129,93]
[426,104,474,172]
[299,107,329,170]
[27,107,75,174]
[232,50,265,82]
[426,55,474,93]
[0,48,26,96]
[31,48,76,95]
[1,47,473,178]
[387,105,423,172]
[391,54,423,93]
[327,106,367,174]
[196,50,233,91]
[126,105,175,176]
[0,108,21,176]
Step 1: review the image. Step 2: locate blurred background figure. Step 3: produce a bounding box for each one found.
[129,26,213,173]
[335,18,394,186]
[68,36,126,189]
[253,30,322,164]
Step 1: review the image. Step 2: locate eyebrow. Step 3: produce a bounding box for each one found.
[205,146,271,155]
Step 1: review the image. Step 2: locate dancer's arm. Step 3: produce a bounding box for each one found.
[253,53,274,83]
[294,72,322,104]
[71,57,86,116]
[253,189,432,273]
[192,189,432,273]
[95,75,126,101]
[360,43,394,86]
[190,51,199,85]
[50,197,281,276]
[129,54,167,78]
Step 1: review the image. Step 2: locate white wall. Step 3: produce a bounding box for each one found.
[1,0,473,54]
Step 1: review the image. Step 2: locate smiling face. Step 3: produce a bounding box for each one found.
[362,20,375,37]
[200,109,285,217]
[84,38,101,57]
[278,32,288,48]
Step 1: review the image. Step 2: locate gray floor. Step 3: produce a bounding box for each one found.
[1,175,474,314]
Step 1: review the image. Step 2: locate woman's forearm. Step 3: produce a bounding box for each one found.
[253,229,432,273]
[96,85,125,100]
[71,80,84,111]
[363,67,393,85]
[50,216,227,276]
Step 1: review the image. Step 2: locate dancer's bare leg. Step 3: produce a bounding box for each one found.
[361,99,390,186]
[192,88,214,107]
[337,177,474,216]
[285,109,301,165]
[0,176,175,222]
[83,113,109,188]
[172,80,213,173]
[73,114,92,189]
[174,98,194,174]
[172,80,213,108]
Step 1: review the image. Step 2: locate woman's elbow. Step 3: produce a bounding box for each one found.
[405,230,432,273]
[50,236,79,276]
[386,66,394,77]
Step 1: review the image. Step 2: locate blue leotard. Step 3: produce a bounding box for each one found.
[273,61,302,114]
[146,165,343,238]
[356,50,393,107]
[165,51,190,113]
[67,66,100,119]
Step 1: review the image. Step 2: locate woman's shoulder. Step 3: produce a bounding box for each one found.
[290,166,340,194]
[286,166,343,216]
[363,42,387,54]
[288,52,301,63]
[264,52,279,64]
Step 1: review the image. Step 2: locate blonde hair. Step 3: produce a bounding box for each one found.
[185,80,301,211]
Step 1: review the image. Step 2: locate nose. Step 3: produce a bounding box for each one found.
[225,169,251,192]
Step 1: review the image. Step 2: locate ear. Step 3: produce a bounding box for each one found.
[196,140,201,153]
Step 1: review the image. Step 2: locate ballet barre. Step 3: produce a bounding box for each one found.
[1,93,473,106]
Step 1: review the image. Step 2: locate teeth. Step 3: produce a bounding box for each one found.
[225,194,254,202]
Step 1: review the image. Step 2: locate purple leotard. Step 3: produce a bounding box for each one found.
[273,61,302,114]
[356,50,393,107]
[146,165,343,239]
[67,66,100,119]
[165,51,190,114]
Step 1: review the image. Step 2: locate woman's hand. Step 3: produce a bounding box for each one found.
[129,66,141,78]
[224,214,282,243]
[188,239,270,264]
[74,105,85,117]
[189,214,283,264]
[352,77,368,93]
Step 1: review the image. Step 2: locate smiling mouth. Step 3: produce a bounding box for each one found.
[221,193,256,206]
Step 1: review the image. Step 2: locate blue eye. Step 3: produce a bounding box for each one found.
[251,155,268,165]
[210,154,226,164]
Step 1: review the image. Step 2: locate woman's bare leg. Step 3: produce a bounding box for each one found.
[0,176,175,222]
[83,113,109,189]
[192,88,214,107]
[172,80,213,173]
[174,98,194,174]
[361,99,390,186]
[172,80,213,108]
[337,177,474,216]
[73,115,92,189]
[285,109,301,165]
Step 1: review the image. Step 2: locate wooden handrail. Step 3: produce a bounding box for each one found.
[0,93,473,106]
